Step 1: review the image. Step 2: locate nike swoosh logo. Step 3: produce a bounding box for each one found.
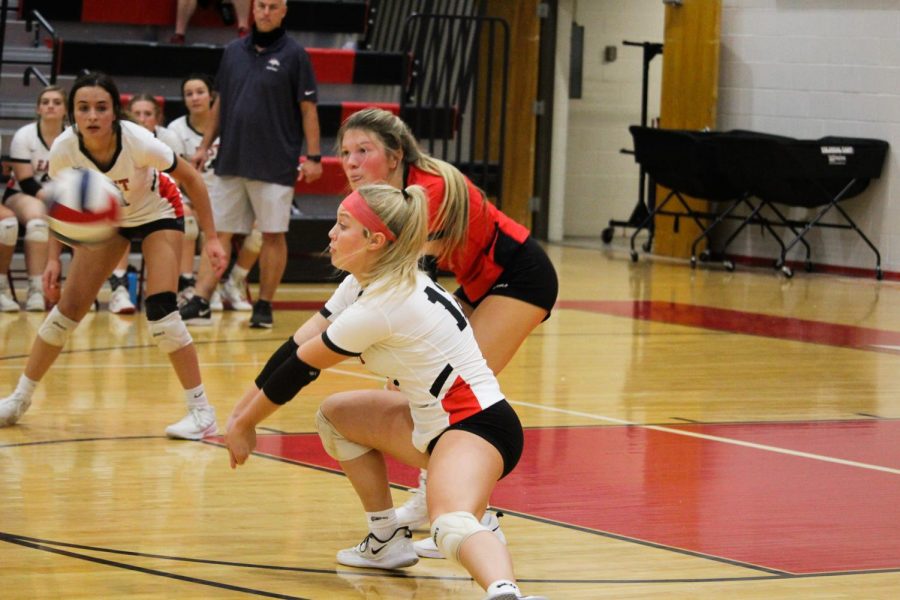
[304,90,315,96]
[370,544,387,555]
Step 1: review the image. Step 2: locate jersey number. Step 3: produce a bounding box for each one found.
[424,286,466,331]
[424,284,467,396]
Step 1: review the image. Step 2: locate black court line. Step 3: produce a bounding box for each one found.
[3,436,899,587]
[4,433,894,578]
[0,532,309,599]
[0,335,286,362]
[3,531,899,586]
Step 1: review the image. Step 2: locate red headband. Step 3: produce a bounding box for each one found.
[340,190,397,241]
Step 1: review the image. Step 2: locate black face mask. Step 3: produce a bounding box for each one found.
[251,24,286,48]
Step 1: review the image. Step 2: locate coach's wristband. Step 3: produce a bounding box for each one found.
[305,154,322,163]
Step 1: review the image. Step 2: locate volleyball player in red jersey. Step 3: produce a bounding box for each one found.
[335,108,558,556]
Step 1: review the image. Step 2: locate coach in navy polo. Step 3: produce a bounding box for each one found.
[183,0,322,329]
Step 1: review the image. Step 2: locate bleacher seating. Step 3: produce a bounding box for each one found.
[2,0,498,283]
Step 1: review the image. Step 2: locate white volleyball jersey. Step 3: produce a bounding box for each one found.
[322,272,505,452]
[154,124,184,157]
[167,115,221,188]
[7,121,58,192]
[49,121,180,226]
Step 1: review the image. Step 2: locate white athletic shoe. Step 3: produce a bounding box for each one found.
[222,279,252,311]
[165,405,218,440]
[336,527,419,570]
[0,391,32,426]
[209,287,224,312]
[414,510,506,559]
[396,472,429,530]
[108,286,136,315]
[484,588,548,600]
[0,289,20,312]
[24,287,45,312]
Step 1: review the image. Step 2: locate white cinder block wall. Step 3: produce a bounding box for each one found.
[716,0,900,273]
[559,0,665,241]
[561,0,900,274]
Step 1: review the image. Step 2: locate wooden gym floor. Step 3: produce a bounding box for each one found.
[1,242,899,599]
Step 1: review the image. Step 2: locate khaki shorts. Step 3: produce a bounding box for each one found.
[213,176,294,234]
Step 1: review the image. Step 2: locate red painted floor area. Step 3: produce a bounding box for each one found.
[251,420,900,574]
[273,299,900,353]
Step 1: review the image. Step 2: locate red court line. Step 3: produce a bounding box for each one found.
[558,300,900,351]
[271,298,900,353]
[252,420,900,574]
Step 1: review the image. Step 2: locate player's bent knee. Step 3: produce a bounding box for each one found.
[24,218,49,242]
[431,511,488,564]
[0,217,17,246]
[37,306,79,347]
[146,293,192,354]
[183,215,199,242]
[315,408,371,461]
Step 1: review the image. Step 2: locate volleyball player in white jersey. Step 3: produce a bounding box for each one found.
[0,72,227,439]
[224,184,546,600]
[168,74,255,312]
[1,86,67,312]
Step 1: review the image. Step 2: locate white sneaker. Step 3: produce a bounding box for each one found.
[336,527,419,570]
[108,286,136,315]
[24,287,45,312]
[165,405,218,440]
[222,278,252,311]
[0,289,19,312]
[0,391,32,426]
[396,472,429,530]
[209,287,224,312]
[484,586,548,600]
[414,510,506,559]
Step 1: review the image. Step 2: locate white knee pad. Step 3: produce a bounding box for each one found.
[24,218,49,243]
[37,306,79,347]
[315,408,371,461]
[242,229,263,253]
[147,311,193,354]
[0,217,17,246]
[431,511,489,564]
[183,215,199,242]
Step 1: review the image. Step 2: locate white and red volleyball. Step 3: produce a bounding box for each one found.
[47,168,122,244]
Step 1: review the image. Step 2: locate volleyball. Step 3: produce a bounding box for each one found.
[47,168,122,244]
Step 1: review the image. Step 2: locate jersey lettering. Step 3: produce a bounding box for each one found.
[430,363,453,397]
[424,285,466,331]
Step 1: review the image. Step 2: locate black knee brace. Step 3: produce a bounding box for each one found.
[255,337,300,389]
[145,292,178,321]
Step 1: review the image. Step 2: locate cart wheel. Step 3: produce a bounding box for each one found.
[690,256,697,269]
[601,227,614,244]
[781,265,794,278]
[699,250,711,263]
[877,268,884,281]
[630,250,638,263]
[805,261,813,273]
[642,240,652,252]
[724,260,735,272]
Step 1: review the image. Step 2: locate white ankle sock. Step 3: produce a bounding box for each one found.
[366,508,399,540]
[184,384,209,409]
[16,374,38,399]
[486,580,521,598]
[229,265,249,284]
[28,275,42,291]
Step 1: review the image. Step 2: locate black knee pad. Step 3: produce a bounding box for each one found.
[145,291,178,321]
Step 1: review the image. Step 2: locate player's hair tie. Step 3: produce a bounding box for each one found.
[401,188,411,200]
